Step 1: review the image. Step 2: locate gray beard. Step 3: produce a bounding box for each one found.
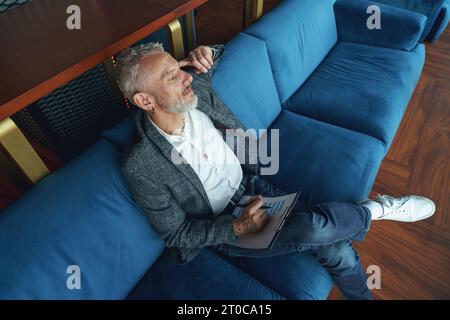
[165,95,198,113]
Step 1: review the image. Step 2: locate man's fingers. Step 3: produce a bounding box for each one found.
[178,59,192,68]
[190,54,208,73]
[255,209,268,219]
[194,51,212,70]
[250,210,267,225]
[250,195,263,202]
[190,59,207,73]
[181,46,214,74]
[260,215,270,228]
[253,210,269,229]
[247,195,264,212]
[200,46,214,65]
[247,199,264,212]
[179,53,206,72]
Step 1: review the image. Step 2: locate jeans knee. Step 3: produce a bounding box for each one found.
[300,228,330,245]
[296,218,333,245]
[316,241,359,276]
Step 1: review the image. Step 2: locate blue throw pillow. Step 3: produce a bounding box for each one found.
[334,0,427,50]
[101,112,137,148]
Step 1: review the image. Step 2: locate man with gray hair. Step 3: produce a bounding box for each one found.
[116,42,435,300]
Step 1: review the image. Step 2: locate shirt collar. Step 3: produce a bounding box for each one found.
[146,112,187,143]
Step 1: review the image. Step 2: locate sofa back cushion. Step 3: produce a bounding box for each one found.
[373,0,446,41]
[0,139,164,299]
[102,112,137,147]
[244,0,338,104]
[212,33,281,131]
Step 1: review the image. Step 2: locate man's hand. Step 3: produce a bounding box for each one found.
[179,45,214,74]
[232,195,270,237]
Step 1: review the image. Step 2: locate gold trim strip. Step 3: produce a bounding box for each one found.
[167,19,186,60]
[253,0,264,21]
[0,117,49,184]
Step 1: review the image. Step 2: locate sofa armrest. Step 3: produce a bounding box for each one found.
[373,0,449,42]
[426,0,449,42]
[334,0,427,51]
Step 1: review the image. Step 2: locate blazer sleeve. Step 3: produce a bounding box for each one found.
[122,169,238,249]
[209,44,225,75]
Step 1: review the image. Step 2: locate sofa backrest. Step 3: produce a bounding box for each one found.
[244,0,338,104]
[0,139,164,299]
[212,33,281,132]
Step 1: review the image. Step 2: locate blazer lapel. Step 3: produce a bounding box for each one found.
[198,92,240,130]
[138,112,213,211]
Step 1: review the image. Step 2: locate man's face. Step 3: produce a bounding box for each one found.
[139,51,197,113]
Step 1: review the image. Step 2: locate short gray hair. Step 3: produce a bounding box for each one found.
[115,42,165,101]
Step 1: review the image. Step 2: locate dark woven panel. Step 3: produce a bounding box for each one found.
[7,13,196,161]
[0,0,30,13]
[22,63,128,160]
[11,109,52,147]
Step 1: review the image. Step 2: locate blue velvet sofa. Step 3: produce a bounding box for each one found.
[0,0,427,299]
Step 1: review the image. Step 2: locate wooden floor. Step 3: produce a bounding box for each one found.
[0,0,448,300]
[355,28,450,299]
[196,0,450,300]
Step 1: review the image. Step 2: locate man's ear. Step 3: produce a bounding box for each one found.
[133,92,155,111]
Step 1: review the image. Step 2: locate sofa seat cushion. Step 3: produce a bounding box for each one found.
[0,139,164,299]
[284,41,425,148]
[221,252,333,300]
[263,110,385,207]
[126,248,285,300]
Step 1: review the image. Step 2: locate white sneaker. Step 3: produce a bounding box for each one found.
[362,195,436,222]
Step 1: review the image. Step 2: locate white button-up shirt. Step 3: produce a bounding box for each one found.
[148,109,243,214]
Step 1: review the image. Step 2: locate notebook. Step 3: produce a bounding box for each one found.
[231,191,300,249]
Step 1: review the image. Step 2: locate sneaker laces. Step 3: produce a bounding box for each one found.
[375,195,410,217]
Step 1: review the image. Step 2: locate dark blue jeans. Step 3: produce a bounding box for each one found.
[213,175,373,300]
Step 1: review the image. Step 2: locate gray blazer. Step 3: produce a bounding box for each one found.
[121,45,258,264]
